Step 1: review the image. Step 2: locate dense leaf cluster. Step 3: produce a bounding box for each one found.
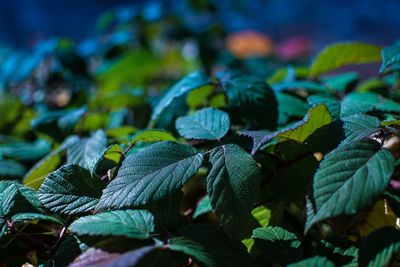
[2,6,400,267]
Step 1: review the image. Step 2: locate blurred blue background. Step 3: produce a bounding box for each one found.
[0,0,398,48]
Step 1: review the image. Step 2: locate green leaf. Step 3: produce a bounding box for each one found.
[23,136,79,189]
[251,226,302,265]
[357,77,387,93]
[306,140,395,232]
[267,66,309,83]
[107,126,137,142]
[209,94,226,108]
[380,42,400,74]
[206,144,261,239]
[310,42,381,76]
[97,141,203,209]
[238,130,273,155]
[168,237,220,267]
[0,182,20,216]
[277,104,332,142]
[359,227,400,267]
[193,195,213,219]
[0,181,44,217]
[303,114,381,155]
[251,205,271,227]
[171,224,254,267]
[321,72,359,92]
[381,116,400,127]
[341,92,400,116]
[0,139,51,162]
[79,112,107,132]
[308,95,341,119]
[287,256,334,267]
[11,212,63,224]
[243,104,332,154]
[272,80,329,93]
[107,108,128,129]
[38,164,105,215]
[218,71,278,130]
[0,159,27,178]
[267,155,318,203]
[150,71,210,124]
[153,95,187,130]
[317,238,359,266]
[31,110,68,131]
[69,210,154,239]
[91,144,124,175]
[147,192,183,231]
[186,85,214,109]
[341,114,380,143]
[14,184,44,213]
[31,109,82,139]
[176,108,230,140]
[131,129,176,143]
[241,205,272,252]
[67,130,108,170]
[0,97,22,131]
[100,89,146,110]
[57,106,87,131]
[96,49,160,91]
[276,92,309,125]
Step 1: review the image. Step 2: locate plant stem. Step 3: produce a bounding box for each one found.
[49,216,73,266]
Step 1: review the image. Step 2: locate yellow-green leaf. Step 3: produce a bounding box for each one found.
[310,42,381,77]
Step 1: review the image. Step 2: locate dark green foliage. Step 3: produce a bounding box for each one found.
[38,164,105,215]
[251,226,302,265]
[97,141,203,209]
[176,108,230,140]
[2,9,400,267]
[306,140,395,231]
[359,227,400,266]
[69,210,154,239]
[206,144,261,239]
[218,71,278,130]
[171,224,254,267]
[287,256,335,267]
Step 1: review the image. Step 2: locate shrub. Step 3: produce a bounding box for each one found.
[2,24,400,266]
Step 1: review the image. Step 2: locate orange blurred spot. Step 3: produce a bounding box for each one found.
[226,30,274,59]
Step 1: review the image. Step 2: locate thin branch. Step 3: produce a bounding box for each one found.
[49,216,73,266]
